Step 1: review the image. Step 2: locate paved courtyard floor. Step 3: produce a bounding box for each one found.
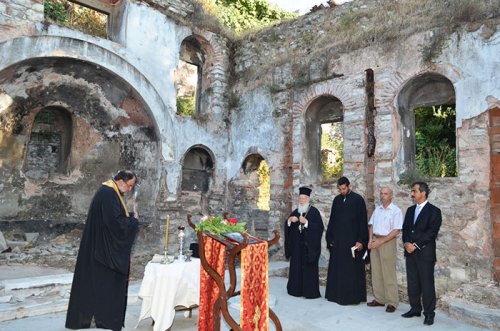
[0,276,489,331]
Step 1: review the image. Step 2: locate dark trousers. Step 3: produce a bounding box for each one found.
[405,254,436,317]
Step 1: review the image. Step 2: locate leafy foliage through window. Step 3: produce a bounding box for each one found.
[257,160,270,210]
[44,0,108,38]
[176,96,196,117]
[415,105,457,177]
[321,122,344,179]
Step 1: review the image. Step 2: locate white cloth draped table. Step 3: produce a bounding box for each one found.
[137,257,200,331]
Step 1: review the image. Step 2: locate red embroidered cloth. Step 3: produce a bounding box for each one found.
[198,235,269,331]
[198,236,226,330]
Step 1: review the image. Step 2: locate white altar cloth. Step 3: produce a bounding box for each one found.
[137,257,200,331]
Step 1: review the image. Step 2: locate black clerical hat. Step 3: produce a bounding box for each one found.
[299,186,312,196]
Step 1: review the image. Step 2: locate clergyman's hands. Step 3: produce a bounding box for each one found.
[299,216,307,224]
[288,216,299,223]
[354,241,363,251]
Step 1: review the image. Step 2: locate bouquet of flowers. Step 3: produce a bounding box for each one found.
[195,215,246,236]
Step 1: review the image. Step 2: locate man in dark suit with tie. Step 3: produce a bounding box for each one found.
[401,182,442,326]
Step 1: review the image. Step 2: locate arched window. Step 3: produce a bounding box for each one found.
[175,36,206,116]
[304,96,344,182]
[181,147,214,192]
[229,153,270,238]
[397,73,457,177]
[241,154,270,211]
[24,107,72,179]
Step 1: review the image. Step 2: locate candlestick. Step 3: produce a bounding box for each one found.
[178,226,185,261]
[164,215,170,249]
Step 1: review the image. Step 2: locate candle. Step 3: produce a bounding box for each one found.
[164,215,170,249]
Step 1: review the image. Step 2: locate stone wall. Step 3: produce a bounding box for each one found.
[0,0,43,42]
[0,0,499,299]
[229,1,499,292]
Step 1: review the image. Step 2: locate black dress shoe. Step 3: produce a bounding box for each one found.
[401,310,421,318]
[424,316,434,325]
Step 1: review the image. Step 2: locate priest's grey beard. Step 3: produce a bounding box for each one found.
[298,203,310,215]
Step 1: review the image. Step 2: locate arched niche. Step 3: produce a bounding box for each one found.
[24,107,72,179]
[181,146,214,192]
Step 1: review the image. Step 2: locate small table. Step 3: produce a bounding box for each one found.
[137,257,200,331]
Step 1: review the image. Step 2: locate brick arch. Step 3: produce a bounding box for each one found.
[292,81,357,115]
[378,66,462,108]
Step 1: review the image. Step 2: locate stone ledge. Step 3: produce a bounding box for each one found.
[442,296,500,331]
[0,298,68,322]
[0,281,141,323]
[1,273,73,292]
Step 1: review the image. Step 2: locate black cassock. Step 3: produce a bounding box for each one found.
[66,185,138,331]
[284,206,324,298]
[325,191,368,305]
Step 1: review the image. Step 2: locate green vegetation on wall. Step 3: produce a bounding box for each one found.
[415,105,457,177]
[257,160,270,211]
[321,123,344,180]
[200,0,296,32]
[176,96,197,117]
[44,0,108,38]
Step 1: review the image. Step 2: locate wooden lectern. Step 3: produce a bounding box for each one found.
[187,214,282,331]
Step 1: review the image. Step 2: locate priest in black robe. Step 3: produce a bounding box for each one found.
[325,176,368,305]
[284,186,324,298]
[66,170,139,331]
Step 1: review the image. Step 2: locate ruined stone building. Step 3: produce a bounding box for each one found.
[0,0,499,312]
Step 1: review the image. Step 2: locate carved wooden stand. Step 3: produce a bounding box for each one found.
[187,214,283,331]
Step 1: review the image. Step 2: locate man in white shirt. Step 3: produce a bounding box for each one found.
[367,187,403,313]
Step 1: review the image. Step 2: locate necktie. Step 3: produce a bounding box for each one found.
[414,205,420,224]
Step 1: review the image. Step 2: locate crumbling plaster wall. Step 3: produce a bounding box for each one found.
[0,56,161,225]
[231,7,499,291]
[0,0,232,236]
[122,1,231,201]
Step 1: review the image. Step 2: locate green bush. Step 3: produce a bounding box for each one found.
[176,96,196,116]
[416,145,457,177]
[44,0,67,23]
[201,0,296,32]
[397,168,430,188]
[415,105,457,177]
[321,123,343,179]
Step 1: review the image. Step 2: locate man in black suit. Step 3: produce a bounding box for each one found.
[401,182,442,326]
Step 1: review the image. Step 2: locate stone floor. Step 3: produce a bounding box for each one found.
[0,263,498,331]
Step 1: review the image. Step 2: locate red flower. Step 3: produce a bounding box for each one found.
[228,218,238,224]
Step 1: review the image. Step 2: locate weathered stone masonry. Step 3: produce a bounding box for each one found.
[0,0,499,307]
